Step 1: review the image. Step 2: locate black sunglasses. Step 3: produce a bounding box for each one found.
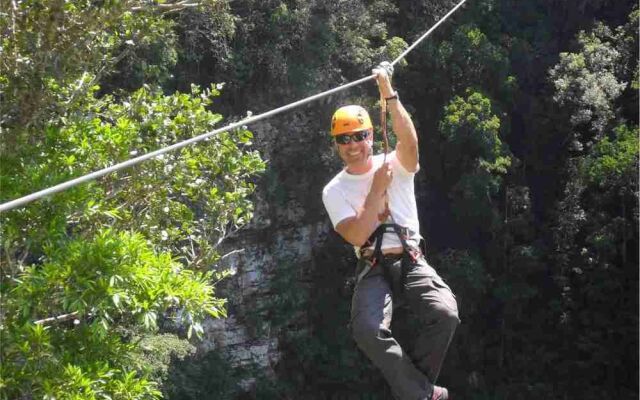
[334,130,370,145]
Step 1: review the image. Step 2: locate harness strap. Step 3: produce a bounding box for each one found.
[359,224,422,291]
[365,223,417,262]
[371,224,394,288]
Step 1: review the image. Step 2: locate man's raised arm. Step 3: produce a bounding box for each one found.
[374,65,419,173]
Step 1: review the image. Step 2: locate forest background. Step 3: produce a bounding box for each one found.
[0,0,638,399]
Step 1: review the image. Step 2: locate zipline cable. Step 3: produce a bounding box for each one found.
[0,0,467,213]
[390,0,468,68]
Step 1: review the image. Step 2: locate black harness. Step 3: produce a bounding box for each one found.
[358,224,423,292]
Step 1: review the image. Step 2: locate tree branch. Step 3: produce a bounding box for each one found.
[131,1,202,13]
[34,311,79,325]
[218,248,245,262]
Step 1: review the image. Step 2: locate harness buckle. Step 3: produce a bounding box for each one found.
[408,248,420,263]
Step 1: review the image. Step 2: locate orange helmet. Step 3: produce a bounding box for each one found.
[330,105,373,136]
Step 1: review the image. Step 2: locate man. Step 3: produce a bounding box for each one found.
[322,63,460,400]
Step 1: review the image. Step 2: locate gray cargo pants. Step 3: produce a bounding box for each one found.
[350,254,459,400]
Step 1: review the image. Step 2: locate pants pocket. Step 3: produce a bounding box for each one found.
[431,276,458,314]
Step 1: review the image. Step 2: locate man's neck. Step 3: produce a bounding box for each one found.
[345,156,374,175]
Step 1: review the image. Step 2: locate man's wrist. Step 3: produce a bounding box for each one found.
[385,91,399,102]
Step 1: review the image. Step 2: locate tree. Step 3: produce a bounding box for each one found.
[434,24,514,100]
[438,89,511,235]
[0,2,265,398]
[549,23,626,142]
[548,14,639,398]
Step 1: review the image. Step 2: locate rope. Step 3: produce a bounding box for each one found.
[381,97,389,161]
[0,0,468,213]
[378,95,391,223]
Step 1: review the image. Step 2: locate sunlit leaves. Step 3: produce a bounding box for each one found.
[550,24,626,138]
[440,89,507,172]
[2,229,225,398]
[584,124,639,188]
[439,89,512,231]
[0,2,143,127]
[2,83,265,271]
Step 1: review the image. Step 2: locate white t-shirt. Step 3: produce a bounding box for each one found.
[322,151,422,252]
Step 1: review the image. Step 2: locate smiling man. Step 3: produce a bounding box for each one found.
[322,64,459,400]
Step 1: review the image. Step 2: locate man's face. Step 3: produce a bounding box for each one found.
[334,130,373,172]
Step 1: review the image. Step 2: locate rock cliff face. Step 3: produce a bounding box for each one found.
[195,105,354,382]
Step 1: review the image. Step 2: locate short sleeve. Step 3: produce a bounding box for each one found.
[389,150,420,177]
[322,184,356,228]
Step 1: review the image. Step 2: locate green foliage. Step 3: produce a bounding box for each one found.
[0,0,207,129]
[435,24,513,98]
[16,229,220,328]
[440,90,506,171]
[172,0,403,98]
[439,90,511,231]
[133,333,197,384]
[0,1,265,399]
[383,36,409,67]
[547,19,638,400]
[550,23,627,137]
[173,3,236,67]
[578,123,638,266]
[102,15,179,92]
[1,230,215,398]
[0,83,264,396]
[2,83,265,272]
[1,236,218,397]
[584,124,639,188]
